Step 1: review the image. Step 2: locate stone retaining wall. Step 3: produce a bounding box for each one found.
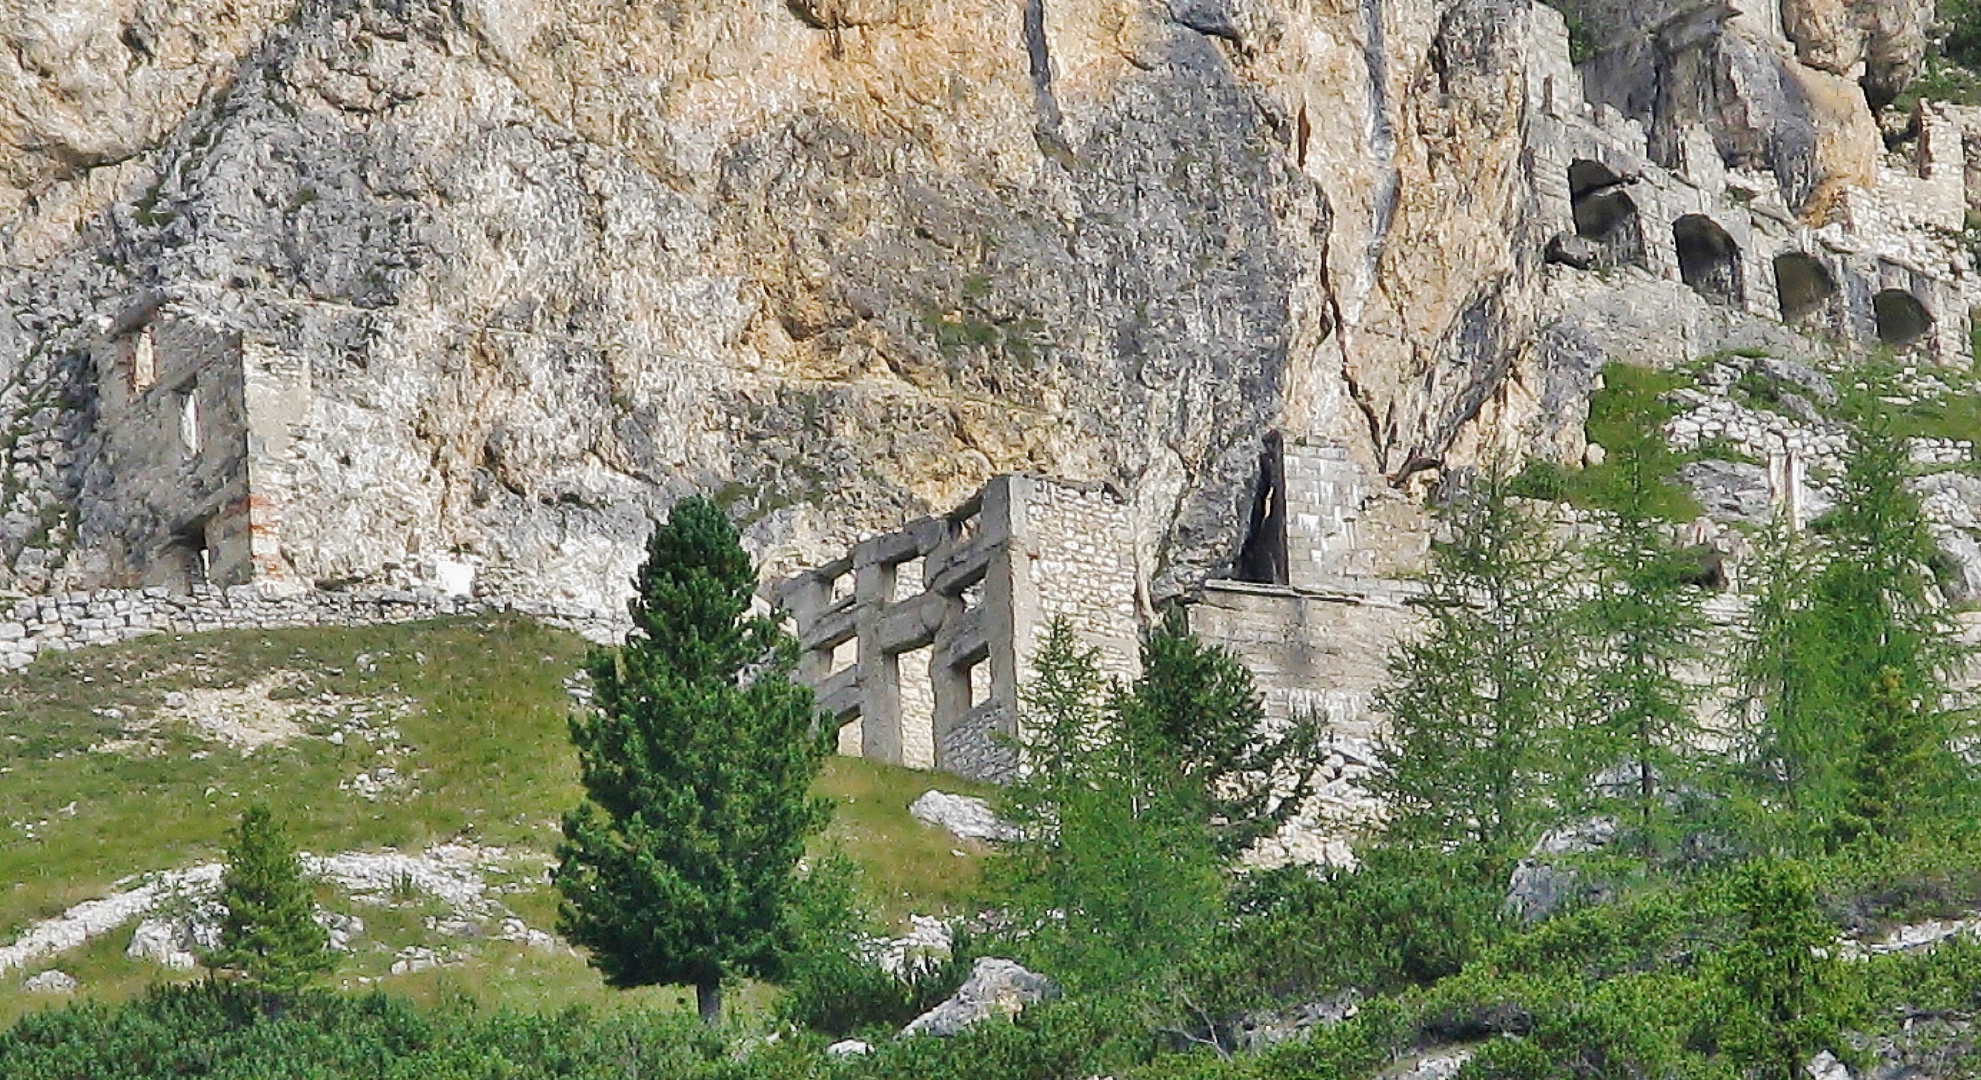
[0,586,629,671]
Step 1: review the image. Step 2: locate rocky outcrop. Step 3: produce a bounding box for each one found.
[909,791,1019,843]
[900,956,1056,1037]
[1779,0,1934,108]
[0,0,1954,615]
[1559,0,1890,216]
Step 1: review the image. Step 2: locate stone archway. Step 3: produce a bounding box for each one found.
[1873,289,1933,347]
[1773,252,1836,325]
[1674,215,1743,306]
[1568,160,1646,269]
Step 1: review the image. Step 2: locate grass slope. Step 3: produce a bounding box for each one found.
[0,618,987,1023]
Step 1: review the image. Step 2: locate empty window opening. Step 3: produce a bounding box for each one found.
[1674,215,1743,306]
[897,644,936,770]
[177,385,201,455]
[836,716,863,757]
[892,557,925,602]
[967,658,991,710]
[1568,160,1647,269]
[129,327,156,393]
[828,636,858,678]
[1235,431,1289,585]
[828,569,853,605]
[1874,289,1933,347]
[1774,252,1837,324]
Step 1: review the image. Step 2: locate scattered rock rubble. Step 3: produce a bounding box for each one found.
[0,863,224,978]
[0,844,558,979]
[82,672,414,762]
[874,915,953,978]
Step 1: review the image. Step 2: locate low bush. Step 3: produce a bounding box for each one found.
[1218,847,1507,1004]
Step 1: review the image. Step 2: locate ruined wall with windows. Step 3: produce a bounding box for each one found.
[78,298,314,597]
[772,475,1138,783]
[1524,4,1976,372]
[85,303,252,592]
[778,443,1424,785]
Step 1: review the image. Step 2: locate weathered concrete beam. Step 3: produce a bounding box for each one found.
[934,620,988,671]
[816,665,861,722]
[874,591,948,654]
[798,598,858,652]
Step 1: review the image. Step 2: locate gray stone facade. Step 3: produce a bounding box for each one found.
[772,475,1139,783]
[778,442,1420,784]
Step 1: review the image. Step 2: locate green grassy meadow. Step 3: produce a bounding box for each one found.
[0,617,987,1024]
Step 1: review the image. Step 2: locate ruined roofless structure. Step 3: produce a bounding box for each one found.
[772,439,1420,783]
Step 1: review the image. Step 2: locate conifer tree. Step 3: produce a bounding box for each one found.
[209,803,331,994]
[1575,427,1706,866]
[1115,613,1323,859]
[1729,522,1846,851]
[1732,397,1965,852]
[1713,859,1849,1080]
[1368,464,1579,876]
[554,496,833,1025]
[1814,405,1961,848]
[986,619,1224,997]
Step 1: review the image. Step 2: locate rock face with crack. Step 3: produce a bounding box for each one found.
[0,0,1957,616]
[0,0,1657,608]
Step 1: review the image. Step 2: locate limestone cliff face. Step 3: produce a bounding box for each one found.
[0,0,1940,610]
[1559,0,1926,216]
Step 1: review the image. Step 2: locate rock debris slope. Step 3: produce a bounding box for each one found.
[0,0,1962,612]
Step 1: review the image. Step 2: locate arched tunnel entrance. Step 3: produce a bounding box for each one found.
[1873,289,1933,348]
[1773,252,1837,325]
[1674,215,1743,306]
[1568,160,1647,270]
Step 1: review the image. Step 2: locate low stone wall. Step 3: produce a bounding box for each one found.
[0,586,630,671]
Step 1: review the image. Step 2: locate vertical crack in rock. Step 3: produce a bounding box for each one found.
[1022,0,1066,151]
[1360,0,1400,273]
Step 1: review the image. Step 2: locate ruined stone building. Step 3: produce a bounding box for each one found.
[776,441,1421,783]
[84,295,313,595]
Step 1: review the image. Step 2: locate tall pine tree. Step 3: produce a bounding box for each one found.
[554,496,832,1025]
[1115,613,1323,860]
[1368,464,1579,876]
[1574,425,1706,866]
[1730,521,1846,851]
[1732,392,1965,854]
[985,619,1225,999]
[1815,404,1961,848]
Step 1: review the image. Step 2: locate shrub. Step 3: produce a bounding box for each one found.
[776,851,970,1036]
[1221,846,1506,1001]
[1508,459,1568,502]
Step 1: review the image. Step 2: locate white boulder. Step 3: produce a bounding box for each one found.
[901,957,1055,1037]
[23,969,77,993]
[909,791,1018,842]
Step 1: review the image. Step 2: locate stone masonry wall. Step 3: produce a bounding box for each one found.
[0,585,627,671]
[1021,480,1140,688]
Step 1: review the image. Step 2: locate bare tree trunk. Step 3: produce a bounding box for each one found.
[696,979,722,1026]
